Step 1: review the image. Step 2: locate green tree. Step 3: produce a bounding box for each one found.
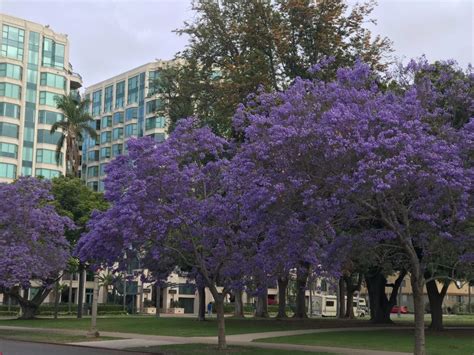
[51,176,108,318]
[155,0,392,137]
[51,94,97,177]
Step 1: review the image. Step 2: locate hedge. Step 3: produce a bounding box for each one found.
[221,303,292,314]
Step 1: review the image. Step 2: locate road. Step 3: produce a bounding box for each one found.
[0,339,148,355]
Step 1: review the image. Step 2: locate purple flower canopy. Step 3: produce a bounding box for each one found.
[0,177,73,289]
[77,59,473,287]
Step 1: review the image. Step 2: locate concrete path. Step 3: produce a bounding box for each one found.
[67,326,412,354]
[0,324,415,355]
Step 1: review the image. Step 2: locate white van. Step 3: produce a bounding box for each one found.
[311,294,367,317]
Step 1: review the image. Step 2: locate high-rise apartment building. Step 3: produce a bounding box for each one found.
[82,61,171,191]
[0,14,82,182]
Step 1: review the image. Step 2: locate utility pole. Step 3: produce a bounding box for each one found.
[87,272,100,337]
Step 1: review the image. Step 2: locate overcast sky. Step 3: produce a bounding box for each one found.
[1,0,472,88]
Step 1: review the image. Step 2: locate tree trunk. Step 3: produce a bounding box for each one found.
[155,284,161,318]
[215,296,226,350]
[345,286,354,319]
[255,287,268,318]
[207,283,227,350]
[294,267,308,318]
[7,286,51,320]
[338,277,346,319]
[411,272,426,355]
[426,279,449,331]
[365,270,406,324]
[196,285,205,321]
[234,290,244,318]
[68,277,73,314]
[54,281,60,319]
[276,276,288,319]
[77,264,85,318]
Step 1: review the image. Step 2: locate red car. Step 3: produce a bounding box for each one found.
[391,305,408,314]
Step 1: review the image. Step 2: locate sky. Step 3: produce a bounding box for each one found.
[0,0,472,88]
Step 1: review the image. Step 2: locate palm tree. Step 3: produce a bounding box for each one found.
[51,94,97,177]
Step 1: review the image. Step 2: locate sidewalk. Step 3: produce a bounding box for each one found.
[70,326,412,355]
[0,324,413,355]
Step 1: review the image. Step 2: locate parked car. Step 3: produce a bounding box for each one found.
[391,305,408,314]
[267,298,278,305]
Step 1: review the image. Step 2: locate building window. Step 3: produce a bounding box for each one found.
[112,127,123,141]
[99,163,107,176]
[39,91,59,107]
[125,107,137,121]
[38,110,63,125]
[113,111,124,125]
[115,81,125,108]
[104,85,113,113]
[147,133,166,142]
[1,25,25,61]
[112,144,122,157]
[37,129,62,145]
[0,83,21,100]
[146,99,163,115]
[148,70,160,96]
[40,72,66,90]
[100,131,111,144]
[0,63,22,80]
[100,147,111,159]
[87,166,99,178]
[36,149,62,165]
[35,168,60,179]
[0,122,19,138]
[42,38,65,69]
[0,162,16,178]
[101,115,112,128]
[178,284,195,295]
[87,150,99,162]
[92,90,102,116]
[127,75,139,104]
[145,116,166,130]
[124,123,137,138]
[87,181,99,192]
[0,142,18,159]
[0,102,21,119]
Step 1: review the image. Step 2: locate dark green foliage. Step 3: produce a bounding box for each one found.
[155,0,392,137]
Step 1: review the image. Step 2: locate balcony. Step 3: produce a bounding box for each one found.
[68,62,83,90]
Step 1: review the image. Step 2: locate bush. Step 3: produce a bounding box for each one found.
[98,311,127,315]
[0,310,18,316]
[97,304,123,312]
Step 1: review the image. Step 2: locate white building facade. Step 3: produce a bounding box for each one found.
[0,14,82,182]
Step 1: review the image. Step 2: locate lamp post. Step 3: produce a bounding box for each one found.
[87,271,100,337]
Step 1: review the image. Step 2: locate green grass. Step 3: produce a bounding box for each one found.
[394,313,474,326]
[258,329,474,355]
[0,316,369,337]
[129,343,329,354]
[0,329,117,344]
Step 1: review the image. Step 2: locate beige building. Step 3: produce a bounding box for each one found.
[82,61,172,191]
[0,13,82,182]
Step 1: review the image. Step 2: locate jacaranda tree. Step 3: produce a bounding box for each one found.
[231,60,472,355]
[0,177,73,319]
[77,118,248,349]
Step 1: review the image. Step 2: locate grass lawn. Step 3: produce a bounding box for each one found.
[0,316,370,337]
[394,313,474,326]
[128,343,329,354]
[257,329,474,355]
[0,329,117,344]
